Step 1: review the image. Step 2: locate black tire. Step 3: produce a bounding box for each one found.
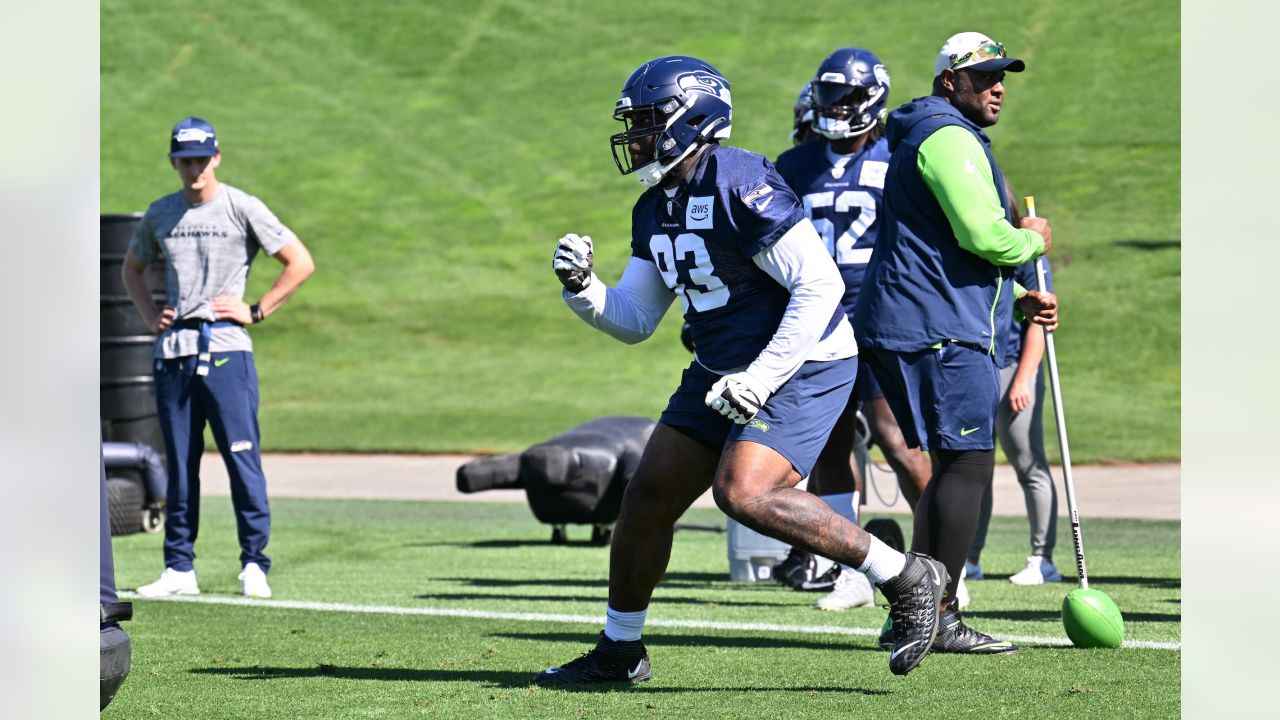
[107,477,144,536]
[142,505,166,534]
[865,518,905,553]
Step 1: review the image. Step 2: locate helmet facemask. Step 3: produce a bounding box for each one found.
[811,81,884,140]
[611,95,721,187]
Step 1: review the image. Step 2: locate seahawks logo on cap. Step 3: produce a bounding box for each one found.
[175,128,215,143]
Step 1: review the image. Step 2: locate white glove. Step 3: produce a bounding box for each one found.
[553,233,594,294]
[705,372,771,425]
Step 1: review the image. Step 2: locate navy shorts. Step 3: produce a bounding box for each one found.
[659,355,857,478]
[851,360,884,403]
[861,343,1000,452]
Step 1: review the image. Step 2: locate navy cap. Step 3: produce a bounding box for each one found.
[169,116,219,158]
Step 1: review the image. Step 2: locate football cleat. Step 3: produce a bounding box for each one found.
[796,561,841,592]
[772,547,814,586]
[534,632,651,687]
[815,567,875,610]
[932,603,1019,654]
[877,614,893,650]
[877,552,946,676]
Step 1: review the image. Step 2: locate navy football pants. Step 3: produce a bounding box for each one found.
[154,351,271,573]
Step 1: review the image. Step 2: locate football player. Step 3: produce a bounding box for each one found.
[538,55,946,685]
[773,49,934,611]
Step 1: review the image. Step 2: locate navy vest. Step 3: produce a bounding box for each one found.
[853,96,1017,358]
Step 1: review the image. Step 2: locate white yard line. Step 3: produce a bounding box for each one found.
[119,592,1180,652]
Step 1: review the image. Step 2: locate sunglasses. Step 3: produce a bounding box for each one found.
[950,42,1006,69]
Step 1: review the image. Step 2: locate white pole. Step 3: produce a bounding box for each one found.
[1024,196,1088,590]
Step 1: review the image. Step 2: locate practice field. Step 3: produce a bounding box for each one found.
[106,498,1180,718]
[100,0,1180,462]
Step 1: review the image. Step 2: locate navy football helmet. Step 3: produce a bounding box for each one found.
[791,81,815,145]
[810,48,890,140]
[610,55,733,187]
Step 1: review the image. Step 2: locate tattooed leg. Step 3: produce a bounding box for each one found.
[712,439,874,569]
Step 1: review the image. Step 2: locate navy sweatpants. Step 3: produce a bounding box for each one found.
[154,351,271,573]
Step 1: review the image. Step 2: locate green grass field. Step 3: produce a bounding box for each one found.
[105,497,1180,718]
[100,0,1180,462]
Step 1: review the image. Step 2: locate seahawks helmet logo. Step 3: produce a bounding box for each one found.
[873,64,891,88]
[676,71,731,103]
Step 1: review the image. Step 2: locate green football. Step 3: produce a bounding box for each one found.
[1062,588,1125,648]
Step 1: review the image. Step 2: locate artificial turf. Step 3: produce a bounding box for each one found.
[105,497,1180,718]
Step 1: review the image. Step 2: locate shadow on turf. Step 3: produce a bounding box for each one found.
[190,665,891,695]
[964,609,1180,623]
[977,574,1180,590]
[434,572,730,588]
[406,540,610,549]
[415,592,797,608]
[1114,239,1180,251]
[491,631,884,654]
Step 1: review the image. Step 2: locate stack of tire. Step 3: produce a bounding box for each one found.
[101,214,166,536]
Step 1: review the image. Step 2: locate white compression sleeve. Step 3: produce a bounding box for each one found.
[563,256,675,344]
[747,218,857,393]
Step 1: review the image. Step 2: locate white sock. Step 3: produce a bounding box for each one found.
[604,606,647,642]
[857,535,907,585]
[819,492,860,571]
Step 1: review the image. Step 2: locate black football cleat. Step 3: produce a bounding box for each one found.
[533,632,651,687]
[773,547,815,587]
[932,602,1019,655]
[796,562,841,592]
[877,614,893,650]
[877,552,946,676]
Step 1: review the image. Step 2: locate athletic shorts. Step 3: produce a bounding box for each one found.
[860,343,1000,452]
[851,359,884,403]
[659,355,857,478]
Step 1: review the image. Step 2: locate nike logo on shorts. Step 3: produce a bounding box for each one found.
[960,427,980,436]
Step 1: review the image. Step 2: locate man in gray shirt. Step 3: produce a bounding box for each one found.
[123,116,315,599]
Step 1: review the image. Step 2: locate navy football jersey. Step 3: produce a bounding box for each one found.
[630,144,817,371]
[774,137,891,316]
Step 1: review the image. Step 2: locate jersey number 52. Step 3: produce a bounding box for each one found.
[803,190,876,265]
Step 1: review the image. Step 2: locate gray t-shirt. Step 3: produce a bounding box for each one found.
[129,183,297,359]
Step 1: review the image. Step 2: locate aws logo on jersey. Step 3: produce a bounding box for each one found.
[686,196,714,229]
[676,72,731,103]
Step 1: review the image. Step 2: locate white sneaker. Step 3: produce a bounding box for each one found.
[1009,555,1061,585]
[137,568,200,598]
[964,559,984,580]
[814,567,875,611]
[239,562,272,598]
[956,575,971,610]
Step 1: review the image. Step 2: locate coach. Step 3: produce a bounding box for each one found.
[123,117,314,600]
[854,32,1057,654]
